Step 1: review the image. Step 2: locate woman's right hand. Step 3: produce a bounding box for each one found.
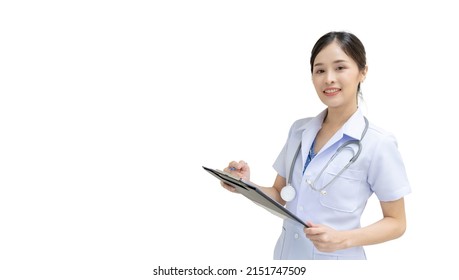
[220,160,251,193]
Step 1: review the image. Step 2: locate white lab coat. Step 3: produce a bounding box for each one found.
[273,109,411,260]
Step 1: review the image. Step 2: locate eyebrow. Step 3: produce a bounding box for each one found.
[313,59,349,68]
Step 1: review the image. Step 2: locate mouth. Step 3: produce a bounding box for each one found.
[323,88,341,97]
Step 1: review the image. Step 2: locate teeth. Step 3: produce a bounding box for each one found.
[324,89,339,93]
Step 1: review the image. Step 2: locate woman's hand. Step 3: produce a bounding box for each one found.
[220,160,251,193]
[304,222,349,252]
[304,198,407,252]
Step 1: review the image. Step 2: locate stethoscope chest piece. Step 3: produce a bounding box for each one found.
[280,184,296,202]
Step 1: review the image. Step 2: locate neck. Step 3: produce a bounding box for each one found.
[324,105,358,126]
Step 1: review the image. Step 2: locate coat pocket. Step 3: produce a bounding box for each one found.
[319,164,366,213]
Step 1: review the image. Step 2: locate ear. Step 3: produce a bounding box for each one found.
[360,65,368,82]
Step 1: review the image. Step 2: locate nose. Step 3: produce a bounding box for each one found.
[325,71,336,85]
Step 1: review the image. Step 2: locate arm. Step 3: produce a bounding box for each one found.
[304,198,407,252]
[258,174,287,206]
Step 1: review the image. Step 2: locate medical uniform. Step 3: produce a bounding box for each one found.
[273,109,411,260]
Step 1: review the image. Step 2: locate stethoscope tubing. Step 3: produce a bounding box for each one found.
[283,117,369,199]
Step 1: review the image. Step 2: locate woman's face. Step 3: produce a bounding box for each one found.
[312,41,367,111]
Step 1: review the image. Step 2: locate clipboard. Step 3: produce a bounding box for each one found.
[202,166,308,228]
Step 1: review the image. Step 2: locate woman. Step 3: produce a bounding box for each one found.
[221,31,411,260]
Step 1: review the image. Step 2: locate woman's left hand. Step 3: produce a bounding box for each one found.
[304,222,349,252]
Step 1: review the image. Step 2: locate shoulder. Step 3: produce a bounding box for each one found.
[364,120,400,151]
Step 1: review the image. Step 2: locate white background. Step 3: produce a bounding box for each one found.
[1,0,457,279]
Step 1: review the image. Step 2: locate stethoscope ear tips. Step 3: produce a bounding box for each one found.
[280,184,296,202]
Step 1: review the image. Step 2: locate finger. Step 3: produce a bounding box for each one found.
[304,223,325,236]
[225,185,237,193]
[226,162,247,176]
[304,227,324,236]
[238,160,249,170]
[224,162,239,174]
[307,235,322,243]
[229,160,249,171]
[228,161,239,170]
[220,181,238,193]
[306,221,317,228]
[304,221,316,233]
[305,231,320,240]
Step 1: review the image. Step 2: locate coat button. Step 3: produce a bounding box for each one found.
[294,233,299,239]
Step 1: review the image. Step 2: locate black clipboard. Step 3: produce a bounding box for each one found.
[202,166,308,227]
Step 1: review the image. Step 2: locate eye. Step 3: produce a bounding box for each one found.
[315,69,325,74]
[336,65,347,71]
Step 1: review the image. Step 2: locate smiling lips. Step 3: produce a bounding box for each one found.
[323,88,341,96]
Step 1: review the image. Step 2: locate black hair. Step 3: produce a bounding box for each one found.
[310,31,366,72]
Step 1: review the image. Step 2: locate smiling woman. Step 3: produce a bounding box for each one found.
[310,32,368,156]
[219,31,411,260]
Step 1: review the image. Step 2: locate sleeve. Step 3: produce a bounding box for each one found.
[273,140,288,178]
[272,120,299,179]
[367,133,412,202]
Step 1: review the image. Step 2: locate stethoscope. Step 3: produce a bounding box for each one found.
[280,117,369,202]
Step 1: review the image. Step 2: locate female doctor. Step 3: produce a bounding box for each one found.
[221,31,411,260]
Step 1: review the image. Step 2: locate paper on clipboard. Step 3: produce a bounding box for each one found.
[202,166,308,227]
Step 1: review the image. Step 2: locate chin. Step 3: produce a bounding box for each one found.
[320,99,343,108]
